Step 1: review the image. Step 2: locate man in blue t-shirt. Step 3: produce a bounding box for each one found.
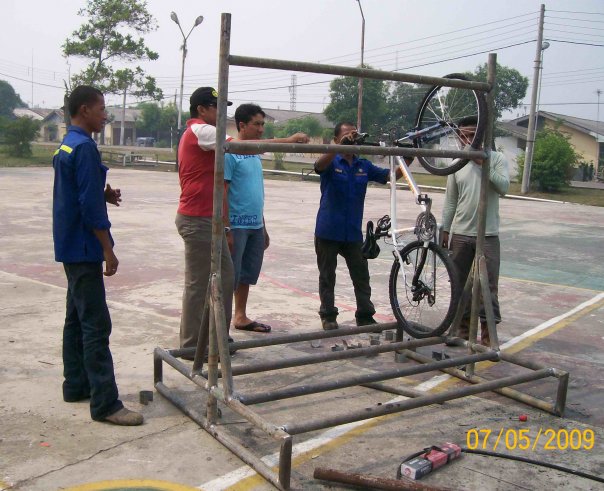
[314,122,407,330]
[225,103,308,333]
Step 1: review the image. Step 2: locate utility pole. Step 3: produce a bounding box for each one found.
[597,89,602,180]
[356,0,365,132]
[521,4,545,194]
[289,74,297,111]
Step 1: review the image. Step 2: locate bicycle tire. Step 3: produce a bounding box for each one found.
[413,73,487,176]
[389,240,460,338]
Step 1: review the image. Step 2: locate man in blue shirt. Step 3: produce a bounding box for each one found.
[52,85,142,426]
[314,122,405,330]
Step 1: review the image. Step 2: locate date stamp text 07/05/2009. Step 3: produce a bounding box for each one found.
[466,428,595,452]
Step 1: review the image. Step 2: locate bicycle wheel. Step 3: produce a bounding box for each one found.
[389,241,460,338]
[413,73,487,176]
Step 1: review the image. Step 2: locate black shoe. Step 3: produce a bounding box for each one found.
[321,318,339,330]
[356,316,377,327]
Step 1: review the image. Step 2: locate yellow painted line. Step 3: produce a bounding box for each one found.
[63,479,199,491]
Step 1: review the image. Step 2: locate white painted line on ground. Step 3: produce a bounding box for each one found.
[0,270,179,323]
[198,292,604,490]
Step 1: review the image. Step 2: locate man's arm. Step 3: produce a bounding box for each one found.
[488,152,510,196]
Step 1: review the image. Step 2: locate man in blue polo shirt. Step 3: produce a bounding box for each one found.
[52,85,142,426]
[314,122,406,330]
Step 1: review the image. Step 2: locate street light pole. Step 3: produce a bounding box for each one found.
[356,0,365,132]
[171,12,204,136]
[521,3,545,194]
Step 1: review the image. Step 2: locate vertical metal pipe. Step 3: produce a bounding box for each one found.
[478,256,499,349]
[206,291,219,424]
[153,348,163,384]
[521,4,546,193]
[279,436,293,490]
[213,12,235,399]
[467,53,497,377]
[554,371,569,416]
[356,0,365,131]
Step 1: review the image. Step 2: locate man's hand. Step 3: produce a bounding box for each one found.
[338,129,359,145]
[286,132,310,144]
[105,184,122,206]
[440,231,450,249]
[103,249,119,276]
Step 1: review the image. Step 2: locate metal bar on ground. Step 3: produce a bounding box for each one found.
[239,351,499,405]
[229,321,399,350]
[284,369,552,435]
[207,337,444,378]
[155,382,286,491]
[361,382,445,403]
[314,467,453,491]
[228,54,491,91]
[403,349,558,414]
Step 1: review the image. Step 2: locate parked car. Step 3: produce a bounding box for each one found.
[136,137,156,147]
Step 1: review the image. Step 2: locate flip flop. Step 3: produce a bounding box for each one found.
[235,321,271,333]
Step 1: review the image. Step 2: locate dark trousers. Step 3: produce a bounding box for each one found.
[63,263,123,420]
[314,236,375,320]
[450,234,501,324]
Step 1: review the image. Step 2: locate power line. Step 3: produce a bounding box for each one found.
[0,71,63,89]
[544,38,604,47]
[548,10,604,15]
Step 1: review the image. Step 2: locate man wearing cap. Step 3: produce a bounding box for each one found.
[440,116,509,346]
[176,87,309,356]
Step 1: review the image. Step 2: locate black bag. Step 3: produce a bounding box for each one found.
[361,220,380,259]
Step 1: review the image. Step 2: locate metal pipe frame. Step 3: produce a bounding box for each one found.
[155,14,569,490]
[225,141,488,161]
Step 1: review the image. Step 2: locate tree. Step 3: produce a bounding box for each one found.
[1,117,40,157]
[62,0,163,136]
[136,101,179,146]
[468,63,528,121]
[384,82,426,138]
[276,115,323,138]
[324,67,388,134]
[0,80,26,119]
[517,126,578,191]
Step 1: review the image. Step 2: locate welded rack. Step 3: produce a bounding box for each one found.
[155,13,569,490]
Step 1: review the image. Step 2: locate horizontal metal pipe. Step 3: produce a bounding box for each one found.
[361,382,445,403]
[155,347,208,388]
[229,55,491,92]
[240,351,498,405]
[209,337,443,377]
[498,350,568,375]
[314,467,453,491]
[224,141,488,160]
[155,382,285,491]
[230,322,400,350]
[284,369,552,435]
[403,349,557,414]
[221,396,291,440]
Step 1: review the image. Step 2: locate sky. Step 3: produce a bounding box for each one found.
[1,0,603,122]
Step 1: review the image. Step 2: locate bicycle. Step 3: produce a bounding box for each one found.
[358,74,487,338]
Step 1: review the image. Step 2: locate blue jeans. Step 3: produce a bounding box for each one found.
[231,227,265,287]
[63,263,123,420]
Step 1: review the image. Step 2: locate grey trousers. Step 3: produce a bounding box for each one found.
[176,214,234,349]
[450,234,501,324]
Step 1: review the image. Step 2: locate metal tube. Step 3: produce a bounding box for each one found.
[314,467,453,491]
[224,141,487,160]
[155,349,209,391]
[209,337,443,377]
[478,256,499,349]
[361,382,445,403]
[284,369,552,435]
[206,295,219,424]
[467,53,497,377]
[230,321,399,350]
[403,349,558,414]
[240,351,498,405]
[554,372,569,416]
[228,55,490,91]
[279,437,293,491]
[224,397,291,440]
[153,348,163,384]
[155,382,286,491]
[211,275,235,397]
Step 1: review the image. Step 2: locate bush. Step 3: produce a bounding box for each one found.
[1,117,40,157]
[517,127,578,192]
